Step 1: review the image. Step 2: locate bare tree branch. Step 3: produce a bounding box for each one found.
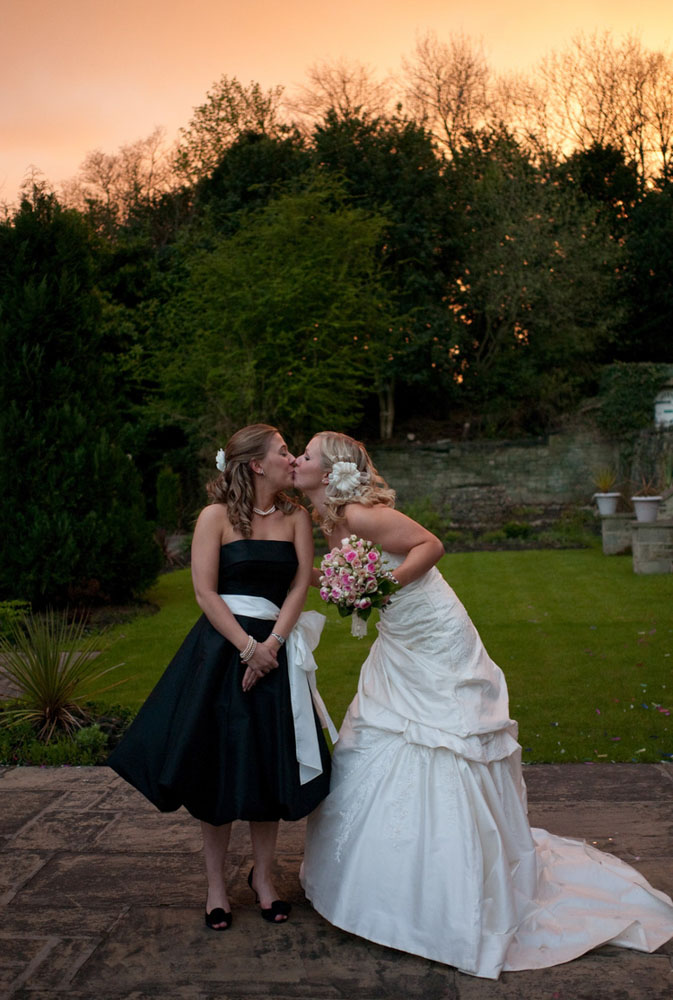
[401,31,491,153]
[285,58,394,129]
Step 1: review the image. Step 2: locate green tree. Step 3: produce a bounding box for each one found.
[444,130,623,431]
[158,176,394,449]
[0,186,161,605]
[311,111,457,436]
[196,129,311,232]
[621,186,673,363]
[174,76,285,185]
[553,142,641,235]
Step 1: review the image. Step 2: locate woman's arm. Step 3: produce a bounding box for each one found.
[191,505,278,678]
[341,504,444,588]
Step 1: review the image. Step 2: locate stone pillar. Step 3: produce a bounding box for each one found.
[601,513,635,555]
[631,520,673,574]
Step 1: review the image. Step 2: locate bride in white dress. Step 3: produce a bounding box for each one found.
[293,431,673,981]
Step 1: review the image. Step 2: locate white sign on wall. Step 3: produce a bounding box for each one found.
[655,388,673,428]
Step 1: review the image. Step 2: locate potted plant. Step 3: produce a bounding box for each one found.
[592,467,620,516]
[630,474,662,523]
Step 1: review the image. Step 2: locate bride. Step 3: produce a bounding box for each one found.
[293,430,673,980]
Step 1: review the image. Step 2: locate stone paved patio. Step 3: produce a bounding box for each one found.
[1,763,672,1000]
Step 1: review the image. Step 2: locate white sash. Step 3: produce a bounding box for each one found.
[220,594,338,785]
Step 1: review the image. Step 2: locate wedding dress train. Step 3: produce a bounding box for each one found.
[302,557,673,979]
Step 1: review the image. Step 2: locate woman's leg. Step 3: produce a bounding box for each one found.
[201,820,232,925]
[249,820,287,921]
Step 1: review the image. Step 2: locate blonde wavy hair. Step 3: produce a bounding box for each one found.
[313,431,396,535]
[207,423,296,537]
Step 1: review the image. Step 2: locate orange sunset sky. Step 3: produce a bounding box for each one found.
[2,0,673,204]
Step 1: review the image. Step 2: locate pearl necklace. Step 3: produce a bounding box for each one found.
[253,504,276,517]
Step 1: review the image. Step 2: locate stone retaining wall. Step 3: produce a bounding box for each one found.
[371,431,619,526]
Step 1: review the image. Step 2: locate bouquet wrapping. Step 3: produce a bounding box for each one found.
[318,535,400,637]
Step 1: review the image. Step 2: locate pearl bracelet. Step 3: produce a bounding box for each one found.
[240,635,257,663]
[271,631,286,646]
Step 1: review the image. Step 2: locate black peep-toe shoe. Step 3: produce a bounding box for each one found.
[247,866,292,923]
[205,907,232,931]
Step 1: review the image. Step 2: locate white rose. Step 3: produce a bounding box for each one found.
[215,449,227,472]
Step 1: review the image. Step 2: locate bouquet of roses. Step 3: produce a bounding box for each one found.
[318,535,400,637]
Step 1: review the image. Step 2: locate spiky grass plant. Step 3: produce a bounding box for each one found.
[0,610,123,741]
[591,466,618,492]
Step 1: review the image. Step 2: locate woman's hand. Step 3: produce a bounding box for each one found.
[241,637,278,692]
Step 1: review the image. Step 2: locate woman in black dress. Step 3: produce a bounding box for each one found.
[108,424,333,929]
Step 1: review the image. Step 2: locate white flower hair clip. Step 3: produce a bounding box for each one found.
[215,449,227,472]
[327,461,369,496]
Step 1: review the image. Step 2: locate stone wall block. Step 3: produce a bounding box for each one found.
[601,514,635,555]
[631,521,673,574]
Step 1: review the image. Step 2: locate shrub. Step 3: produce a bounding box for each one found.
[502,521,533,540]
[442,530,469,546]
[597,362,672,437]
[156,466,182,532]
[0,718,109,765]
[0,701,136,765]
[0,610,124,741]
[539,508,599,548]
[0,190,161,606]
[0,600,30,641]
[480,529,507,544]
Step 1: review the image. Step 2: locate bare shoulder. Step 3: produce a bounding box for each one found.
[289,503,312,540]
[288,503,311,526]
[194,502,229,534]
[344,502,407,533]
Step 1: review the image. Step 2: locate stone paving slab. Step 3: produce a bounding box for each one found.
[1,764,672,1000]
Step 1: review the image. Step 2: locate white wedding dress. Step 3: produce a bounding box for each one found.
[302,557,673,979]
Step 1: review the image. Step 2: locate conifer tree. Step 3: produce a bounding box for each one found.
[0,186,161,605]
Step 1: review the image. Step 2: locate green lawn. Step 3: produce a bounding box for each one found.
[94,550,673,764]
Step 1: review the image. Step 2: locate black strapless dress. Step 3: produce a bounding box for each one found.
[108,540,331,825]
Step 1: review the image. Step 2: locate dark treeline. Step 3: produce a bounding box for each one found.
[2,33,673,604]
